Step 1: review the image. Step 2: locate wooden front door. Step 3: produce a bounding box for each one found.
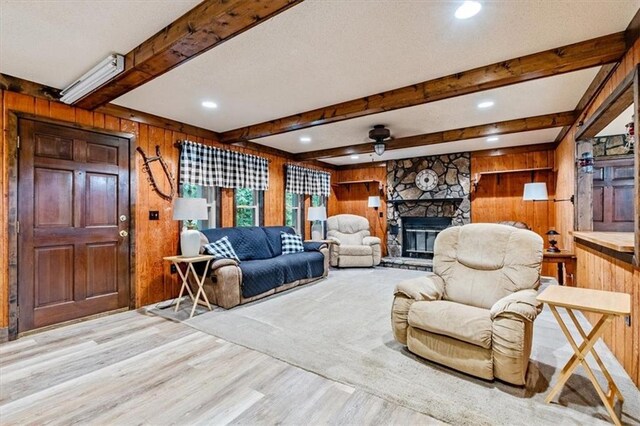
[17,119,131,332]
[592,157,634,232]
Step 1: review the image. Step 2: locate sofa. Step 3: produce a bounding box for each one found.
[326,214,381,267]
[193,226,329,309]
[391,223,543,385]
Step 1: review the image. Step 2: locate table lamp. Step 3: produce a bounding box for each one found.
[173,197,208,257]
[307,206,327,240]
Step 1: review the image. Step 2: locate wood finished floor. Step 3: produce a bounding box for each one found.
[0,310,441,425]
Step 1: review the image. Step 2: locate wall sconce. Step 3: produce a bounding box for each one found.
[522,183,574,204]
[578,152,595,174]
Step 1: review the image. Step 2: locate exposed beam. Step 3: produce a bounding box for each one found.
[221,32,626,143]
[75,0,303,110]
[336,161,387,171]
[294,111,577,161]
[0,73,60,101]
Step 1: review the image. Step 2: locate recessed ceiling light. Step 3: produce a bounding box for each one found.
[486,136,499,142]
[350,155,360,160]
[455,1,482,19]
[477,101,494,109]
[299,136,312,143]
[201,101,218,109]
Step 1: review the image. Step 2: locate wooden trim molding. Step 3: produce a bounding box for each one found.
[634,65,639,268]
[295,111,577,161]
[75,0,303,110]
[575,67,635,140]
[221,32,626,142]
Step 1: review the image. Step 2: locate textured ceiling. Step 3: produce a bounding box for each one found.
[112,0,636,132]
[0,0,637,164]
[0,0,200,88]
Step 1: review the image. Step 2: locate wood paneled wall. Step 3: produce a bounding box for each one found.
[331,166,388,255]
[471,147,556,276]
[575,243,639,386]
[555,38,640,251]
[0,90,334,329]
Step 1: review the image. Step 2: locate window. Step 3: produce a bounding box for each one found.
[235,188,263,227]
[181,183,220,229]
[285,192,304,235]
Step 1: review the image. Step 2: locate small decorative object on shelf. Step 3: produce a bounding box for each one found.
[545,229,560,253]
[137,145,176,201]
[578,151,594,174]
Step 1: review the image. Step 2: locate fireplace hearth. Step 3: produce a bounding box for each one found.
[402,217,451,259]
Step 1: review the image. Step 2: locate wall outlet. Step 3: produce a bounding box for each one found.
[379,211,384,218]
[170,264,177,274]
[149,211,159,220]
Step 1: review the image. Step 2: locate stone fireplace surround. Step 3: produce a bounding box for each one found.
[386,153,471,258]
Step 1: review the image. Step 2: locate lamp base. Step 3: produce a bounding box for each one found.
[180,229,201,257]
[311,222,323,241]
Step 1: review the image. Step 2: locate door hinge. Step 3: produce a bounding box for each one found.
[16,136,20,149]
[15,221,19,234]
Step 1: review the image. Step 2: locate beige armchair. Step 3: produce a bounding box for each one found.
[391,223,543,385]
[326,214,381,267]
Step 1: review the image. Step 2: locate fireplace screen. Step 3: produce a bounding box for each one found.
[402,217,451,259]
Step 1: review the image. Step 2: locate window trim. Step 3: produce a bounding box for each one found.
[284,192,305,237]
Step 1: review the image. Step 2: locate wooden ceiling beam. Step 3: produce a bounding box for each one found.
[74,0,303,110]
[220,32,626,143]
[294,110,577,161]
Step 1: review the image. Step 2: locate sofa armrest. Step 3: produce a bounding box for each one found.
[210,264,242,309]
[394,274,444,302]
[210,258,239,270]
[490,289,541,322]
[363,236,381,246]
[303,241,327,252]
[326,236,341,245]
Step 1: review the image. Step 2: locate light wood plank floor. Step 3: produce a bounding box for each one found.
[0,310,441,425]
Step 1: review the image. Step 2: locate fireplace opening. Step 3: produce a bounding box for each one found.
[402,217,451,259]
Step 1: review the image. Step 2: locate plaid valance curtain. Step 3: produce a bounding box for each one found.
[285,164,331,196]
[179,140,269,190]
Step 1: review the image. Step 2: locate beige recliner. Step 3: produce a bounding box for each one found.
[326,214,381,267]
[392,223,543,385]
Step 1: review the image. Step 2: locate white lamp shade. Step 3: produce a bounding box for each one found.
[523,183,549,201]
[172,197,208,220]
[307,206,327,221]
[368,196,381,208]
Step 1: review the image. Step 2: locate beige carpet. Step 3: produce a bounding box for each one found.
[182,268,640,425]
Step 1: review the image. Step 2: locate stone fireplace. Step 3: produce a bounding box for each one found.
[386,153,471,258]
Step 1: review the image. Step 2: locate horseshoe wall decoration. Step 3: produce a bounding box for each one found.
[137,145,175,201]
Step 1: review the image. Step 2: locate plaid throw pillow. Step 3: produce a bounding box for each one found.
[281,232,304,255]
[203,236,240,262]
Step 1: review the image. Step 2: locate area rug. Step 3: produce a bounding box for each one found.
[185,268,640,425]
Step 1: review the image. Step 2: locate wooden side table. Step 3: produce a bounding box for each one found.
[537,285,631,426]
[543,250,576,286]
[163,255,214,319]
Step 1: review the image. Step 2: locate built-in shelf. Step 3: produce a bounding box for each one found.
[472,166,554,190]
[388,198,464,204]
[332,179,384,195]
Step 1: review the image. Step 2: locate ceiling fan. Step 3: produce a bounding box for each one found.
[368,124,392,156]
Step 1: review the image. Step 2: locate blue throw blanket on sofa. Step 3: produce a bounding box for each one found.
[201,226,325,298]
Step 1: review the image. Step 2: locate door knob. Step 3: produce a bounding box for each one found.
[119,230,128,237]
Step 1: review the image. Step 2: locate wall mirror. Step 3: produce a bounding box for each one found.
[575,64,639,266]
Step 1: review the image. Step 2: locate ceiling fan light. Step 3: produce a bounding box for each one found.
[373,142,386,156]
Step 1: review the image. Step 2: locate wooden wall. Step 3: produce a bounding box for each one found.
[555,38,640,251]
[0,90,335,329]
[471,146,557,276]
[575,243,639,386]
[331,166,388,255]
